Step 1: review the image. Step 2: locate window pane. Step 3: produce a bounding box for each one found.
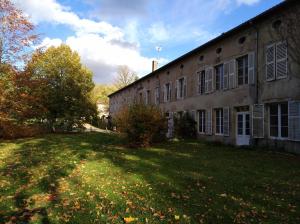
[270,104,278,115]
[281,127,288,138]
[270,127,278,137]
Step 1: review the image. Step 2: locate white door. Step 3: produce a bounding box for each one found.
[236,112,250,146]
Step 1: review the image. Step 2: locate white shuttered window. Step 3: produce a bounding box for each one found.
[266,41,288,81]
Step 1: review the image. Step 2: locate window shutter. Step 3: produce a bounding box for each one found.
[288,101,300,141]
[276,41,288,79]
[248,52,255,84]
[223,62,229,90]
[228,59,236,89]
[206,109,212,135]
[223,107,230,136]
[169,83,172,101]
[266,44,275,81]
[184,77,187,97]
[197,72,201,94]
[252,104,264,138]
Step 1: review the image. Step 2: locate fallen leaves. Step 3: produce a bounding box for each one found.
[124,216,138,223]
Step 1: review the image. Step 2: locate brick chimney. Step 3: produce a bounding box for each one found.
[152,60,158,72]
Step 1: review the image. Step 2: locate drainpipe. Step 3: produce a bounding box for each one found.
[250,21,260,146]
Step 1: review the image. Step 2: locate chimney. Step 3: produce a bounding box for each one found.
[152,60,158,72]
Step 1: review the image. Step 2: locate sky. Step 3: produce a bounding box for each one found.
[13,0,283,84]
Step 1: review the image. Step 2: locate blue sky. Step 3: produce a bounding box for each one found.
[14,0,282,84]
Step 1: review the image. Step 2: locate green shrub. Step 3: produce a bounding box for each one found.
[174,113,197,139]
[114,103,167,147]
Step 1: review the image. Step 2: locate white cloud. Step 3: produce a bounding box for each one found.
[14,0,166,83]
[36,37,63,49]
[14,0,123,40]
[148,23,170,43]
[236,0,260,6]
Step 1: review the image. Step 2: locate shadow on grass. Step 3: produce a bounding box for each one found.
[0,132,299,223]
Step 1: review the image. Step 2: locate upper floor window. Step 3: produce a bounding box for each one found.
[266,41,287,81]
[198,70,205,95]
[146,90,151,105]
[164,83,171,102]
[155,87,160,105]
[215,64,224,91]
[176,77,187,99]
[139,92,143,103]
[237,55,249,85]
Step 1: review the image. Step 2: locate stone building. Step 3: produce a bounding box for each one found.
[108,0,300,154]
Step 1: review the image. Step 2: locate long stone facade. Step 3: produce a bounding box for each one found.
[108,1,300,154]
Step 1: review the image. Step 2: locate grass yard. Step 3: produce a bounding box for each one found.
[0,133,299,224]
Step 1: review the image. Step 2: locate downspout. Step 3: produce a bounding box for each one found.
[250,21,260,146]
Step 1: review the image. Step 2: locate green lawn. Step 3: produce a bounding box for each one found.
[0,133,299,224]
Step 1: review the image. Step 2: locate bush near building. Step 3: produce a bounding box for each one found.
[114,103,167,147]
[174,113,197,139]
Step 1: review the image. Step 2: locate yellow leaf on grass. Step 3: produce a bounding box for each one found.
[124,217,137,223]
[175,215,180,220]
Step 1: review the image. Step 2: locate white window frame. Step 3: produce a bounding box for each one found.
[215,108,224,135]
[198,110,206,134]
[269,103,289,140]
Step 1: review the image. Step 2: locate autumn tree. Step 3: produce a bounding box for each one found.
[0,0,38,65]
[114,65,139,89]
[27,45,98,131]
[91,84,116,105]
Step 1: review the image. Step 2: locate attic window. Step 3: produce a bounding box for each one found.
[199,55,204,61]
[272,19,282,29]
[216,47,222,54]
[238,36,246,44]
[180,64,184,69]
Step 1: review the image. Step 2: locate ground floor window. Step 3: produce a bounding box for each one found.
[215,108,223,134]
[198,110,206,133]
[269,102,288,138]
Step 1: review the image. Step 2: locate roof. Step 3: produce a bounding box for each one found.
[108,0,295,98]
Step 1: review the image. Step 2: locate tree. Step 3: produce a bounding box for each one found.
[114,65,139,89]
[0,66,46,122]
[272,3,300,68]
[26,45,97,131]
[91,84,117,105]
[0,0,38,65]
